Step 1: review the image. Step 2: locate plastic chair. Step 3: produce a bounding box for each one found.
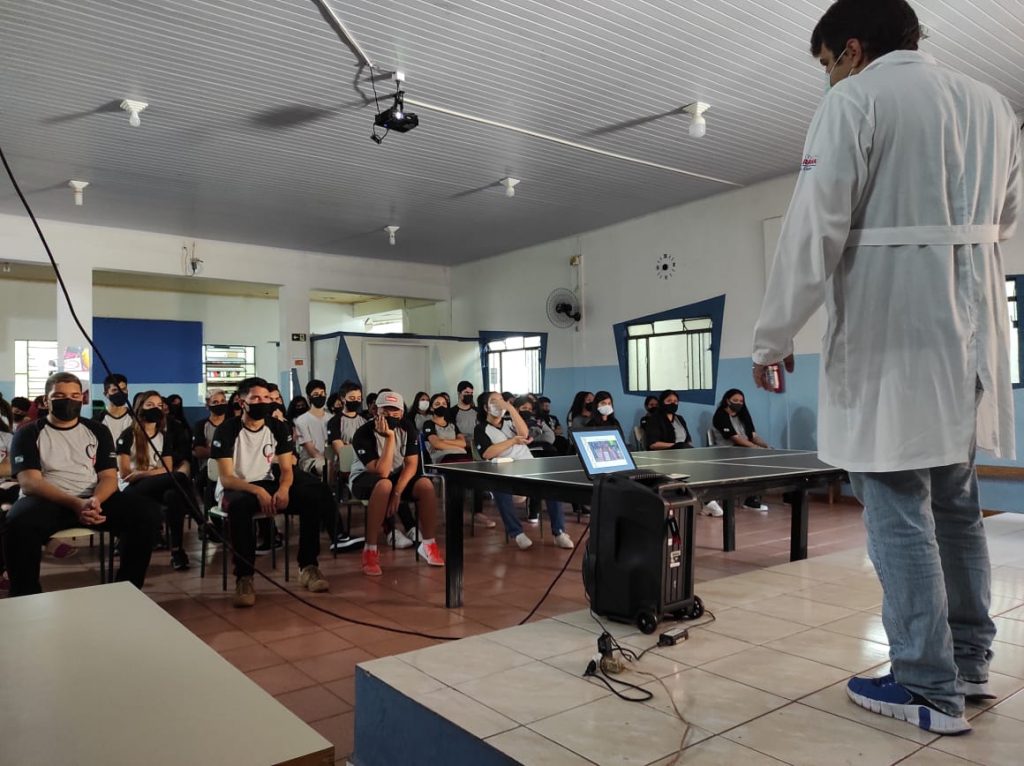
[633,426,646,451]
[49,527,112,584]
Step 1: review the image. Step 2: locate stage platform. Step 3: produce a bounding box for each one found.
[351,516,1024,766]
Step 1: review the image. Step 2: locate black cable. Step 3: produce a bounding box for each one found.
[633,609,717,662]
[368,65,389,144]
[0,143,459,642]
[582,662,653,702]
[518,521,590,625]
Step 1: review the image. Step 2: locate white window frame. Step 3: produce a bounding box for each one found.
[485,335,542,394]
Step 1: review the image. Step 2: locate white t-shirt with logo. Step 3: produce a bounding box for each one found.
[210,418,295,500]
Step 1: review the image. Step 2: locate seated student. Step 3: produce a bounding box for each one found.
[326,392,343,418]
[286,395,310,422]
[567,391,594,431]
[449,381,478,447]
[27,395,49,422]
[638,395,659,429]
[93,373,133,442]
[165,393,190,431]
[474,392,574,551]
[712,389,770,512]
[229,392,243,419]
[212,377,331,607]
[409,391,431,431]
[10,396,32,430]
[116,391,194,570]
[585,391,622,431]
[328,381,368,448]
[350,391,444,576]
[294,379,331,476]
[363,391,378,420]
[3,372,162,596]
[516,396,558,456]
[193,388,231,510]
[535,396,570,455]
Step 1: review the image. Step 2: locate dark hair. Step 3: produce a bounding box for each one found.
[644,395,659,410]
[0,396,11,433]
[593,390,613,407]
[412,391,429,407]
[501,391,514,403]
[45,372,83,396]
[237,377,270,399]
[513,395,532,409]
[457,380,474,393]
[131,391,164,471]
[326,392,342,412]
[429,393,448,412]
[365,392,378,406]
[340,380,362,396]
[436,391,451,406]
[476,391,499,422]
[810,0,921,61]
[537,396,551,405]
[568,391,593,421]
[11,396,31,411]
[167,394,182,405]
[266,382,280,393]
[286,396,309,420]
[657,389,679,406]
[718,389,746,409]
[305,378,326,397]
[103,373,128,390]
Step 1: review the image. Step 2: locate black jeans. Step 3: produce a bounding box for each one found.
[292,467,349,537]
[3,492,162,597]
[222,480,322,577]
[121,472,194,549]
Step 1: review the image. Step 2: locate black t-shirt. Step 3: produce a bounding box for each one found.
[712,406,756,443]
[350,419,419,481]
[211,417,294,484]
[11,418,117,497]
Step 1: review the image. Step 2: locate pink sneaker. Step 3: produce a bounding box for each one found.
[417,541,445,567]
[47,540,78,559]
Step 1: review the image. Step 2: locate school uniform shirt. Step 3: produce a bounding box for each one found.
[10,418,117,498]
[115,429,171,471]
[525,414,557,444]
[293,410,329,455]
[164,419,193,468]
[643,413,692,449]
[327,413,367,445]
[349,420,418,484]
[712,407,755,446]
[474,420,533,461]
[753,51,1021,472]
[94,409,132,443]
[210,417,294,500]
[450,406,478,443]
[192,416,227,452]
[421,418,467,463]
[413,412,430,431]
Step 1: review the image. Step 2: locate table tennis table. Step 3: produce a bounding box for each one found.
[433,447,845,608]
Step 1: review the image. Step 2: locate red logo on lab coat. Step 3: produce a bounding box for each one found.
[800,156,817,171]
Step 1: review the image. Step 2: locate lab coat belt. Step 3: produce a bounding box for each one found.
[846,224,1002,247]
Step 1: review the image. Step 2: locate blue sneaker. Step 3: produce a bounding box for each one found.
[846,674,971,735]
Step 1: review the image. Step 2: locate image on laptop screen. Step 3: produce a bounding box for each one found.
[574,428,637,477]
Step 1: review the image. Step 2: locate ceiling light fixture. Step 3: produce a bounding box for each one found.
[683,102,710,138]
[499,177,520,198]
[68,180,89,206]
[120,99,148,127]
[384,225,400,245]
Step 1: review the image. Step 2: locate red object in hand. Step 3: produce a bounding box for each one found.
[765,363,785,393]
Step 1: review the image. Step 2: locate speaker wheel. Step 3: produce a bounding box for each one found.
[689,596,705,619]
[637,611,658,634]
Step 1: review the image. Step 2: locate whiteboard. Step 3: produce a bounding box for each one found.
[363,342,430,399]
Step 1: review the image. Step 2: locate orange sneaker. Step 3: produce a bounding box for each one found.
[417,541,445,567]
[361,548,382,576]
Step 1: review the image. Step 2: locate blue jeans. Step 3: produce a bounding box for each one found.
[849,448,995,716]
[493,492,566,537]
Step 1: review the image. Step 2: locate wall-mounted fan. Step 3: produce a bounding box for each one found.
[546,288,582,328]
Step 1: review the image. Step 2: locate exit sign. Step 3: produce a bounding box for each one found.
[291,333,307,342]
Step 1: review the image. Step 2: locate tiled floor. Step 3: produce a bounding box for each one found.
[361,513,1024,766]
[19,499,1024,764]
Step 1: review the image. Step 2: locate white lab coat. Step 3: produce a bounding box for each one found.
[753,51,1022,473]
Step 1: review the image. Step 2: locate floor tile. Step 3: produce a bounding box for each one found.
[725,703,919,765]
[700,646,852,699]
[819,611,890,645]
[993,616,1024,647]
[485,619,599,660]
[642,668,789,734]
[544,644,687,682]
[931,711,1024,766]
[989,640,1024,679]
[742,593,858,627]
[358,656,445,697]
[554,609,646,640]
[632,629,754,668]
[275,684,353,723]
[292,647,377,683]
[801,679,939,745]
[766,628,890,673]
[400,635,535,686]
[407,686,519,739]
[455,662,609,724]
[529,695,708,766]
[265,630,354,662]
[647,736,788,765]
[1001,605,1024,621]
[485,727,598,765]
[701,608,810,644]
[202,628,258,652]
[310,711,353,762]
[792,582,883,611]
[766,559,869,583]
[989,596,1024,617]
[992,688,1024,722]
[218,643,287,672]
[245,663,319,696]
[965,672,1024,717]
[692,576,797,607]
[897,750,984,766]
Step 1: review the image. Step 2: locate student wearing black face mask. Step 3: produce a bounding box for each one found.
[229,392,243,419]
[567,391,594,430]
[10,397,31,431]
[449,381,478,448]
[712,388,770,512]
[4,373,163,596]
[643,390,693,450]
[286,395,310,422]
[294,379,330,477]
[328,381,367,448]
[638,396,659,429]
[93,373,132,442]
[193,388,231,511]
[165,393,190,431]
[213,377,331,607]
[116,392,194,570]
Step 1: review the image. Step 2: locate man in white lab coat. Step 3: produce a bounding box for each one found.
[752,0,1022,735]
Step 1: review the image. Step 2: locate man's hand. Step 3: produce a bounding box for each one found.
[374,414,393,437]
[385,490,401,518]
[273,487,290,512]
[253,486,275,515]
[77,497,106,526]
[753,354,795,391]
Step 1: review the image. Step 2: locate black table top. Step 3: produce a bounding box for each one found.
[432,447,842,492]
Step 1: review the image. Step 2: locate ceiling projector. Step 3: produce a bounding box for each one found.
[372,91,418,143]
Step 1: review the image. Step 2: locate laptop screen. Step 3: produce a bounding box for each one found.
[573,428,637,477]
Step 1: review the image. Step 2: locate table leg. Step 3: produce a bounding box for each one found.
[723,498,736,552]
[789,489,809,561]
[445,480,465,608]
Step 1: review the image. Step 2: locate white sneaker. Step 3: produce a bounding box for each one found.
[514,533,533,550]
[743,501,769,513]
[553,532,574,549]
[961,679,997,701]
[388,528,415,549]
[406,527,421,544]
[701,501,724,517]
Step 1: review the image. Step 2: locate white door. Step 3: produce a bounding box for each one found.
[364,342,430,400]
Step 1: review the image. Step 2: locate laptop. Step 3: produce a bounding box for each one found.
[571,427,680,483]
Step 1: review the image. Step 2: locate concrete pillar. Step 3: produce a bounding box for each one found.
[55,260,93,395]
[277,283,310,400]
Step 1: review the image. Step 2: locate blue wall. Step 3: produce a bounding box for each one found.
[542,354,1024,513]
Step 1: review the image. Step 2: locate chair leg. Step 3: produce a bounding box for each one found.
[108,537,115,583]
[412,502,419,562]
[200,513,207,579]
[284,512,291,583]
[270,518,277,571]
[221,517,229,592]
[332,503,339,560]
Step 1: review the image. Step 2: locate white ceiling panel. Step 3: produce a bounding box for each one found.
[0,0,1021,265]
